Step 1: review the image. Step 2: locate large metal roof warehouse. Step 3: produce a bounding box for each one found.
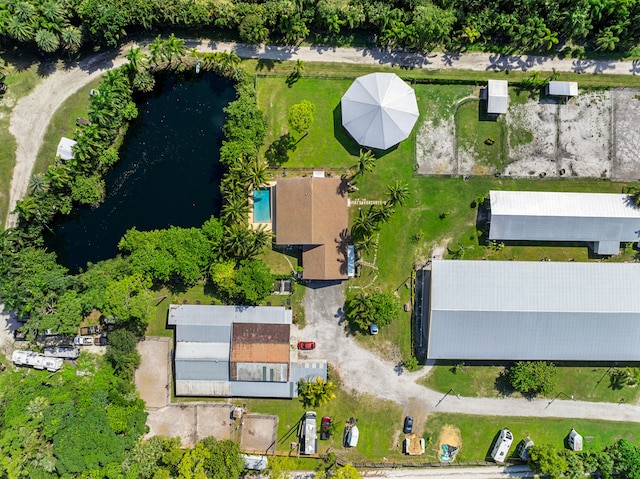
[489,190,640,255]
[427,260,640,361]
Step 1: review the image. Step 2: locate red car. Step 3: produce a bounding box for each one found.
[321,417,332,440]
[297,341,316,350]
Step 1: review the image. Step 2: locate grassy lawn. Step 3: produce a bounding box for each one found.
[455,99,507,172]
[244,387,411,462]
[420,362,640,403]
[32,76,102,177]
[0,61,44,229]
[257,75,639,364]
[423,413,640,462]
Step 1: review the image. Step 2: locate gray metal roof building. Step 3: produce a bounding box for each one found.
[427,260,640,361]
[168,304,326,398]
[547,81,578,97]
[489,190,640,254]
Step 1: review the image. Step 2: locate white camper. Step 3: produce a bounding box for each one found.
[301,411,317,455]
[12,350,63,372]
[490,428,513,463]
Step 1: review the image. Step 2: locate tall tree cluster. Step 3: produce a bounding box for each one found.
[2,0,640,54]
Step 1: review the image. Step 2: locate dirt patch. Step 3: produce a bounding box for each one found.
[240,414,279,454]
[196,404,234,442]
[558,91,611,178]
[135,337,171,409]
[612,89,640,181]
[146,405,197,447]
[437,424,462,462]
[504,101,557,177]
[416,118,456,175]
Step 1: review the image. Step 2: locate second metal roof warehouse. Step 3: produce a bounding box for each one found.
[426,260,640,361]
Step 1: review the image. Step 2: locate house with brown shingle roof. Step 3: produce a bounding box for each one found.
[274,175,349,280]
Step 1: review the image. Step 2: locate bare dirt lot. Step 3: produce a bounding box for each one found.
[145,404,236,447]
[240,414,279,454]
[417,88,640,181]
[135,337,171,409]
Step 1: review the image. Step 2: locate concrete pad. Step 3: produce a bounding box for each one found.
[196,404,234,441]
[135,337,170,409]
[146,405,197,447]
[240,414,279,454]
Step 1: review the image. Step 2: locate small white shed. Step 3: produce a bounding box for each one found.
[487,80,509,114]
[490,428,513,463]
[568,429,583,451]
[56,137,77,161]
[547,81,578,97]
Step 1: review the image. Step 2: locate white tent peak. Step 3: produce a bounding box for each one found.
[341,73,419,150]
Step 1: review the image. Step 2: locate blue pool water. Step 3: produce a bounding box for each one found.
[253,188,271,222]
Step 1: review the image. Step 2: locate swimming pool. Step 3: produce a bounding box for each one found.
[253,188,271,222]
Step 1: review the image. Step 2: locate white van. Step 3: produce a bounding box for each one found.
[490,428,513,463]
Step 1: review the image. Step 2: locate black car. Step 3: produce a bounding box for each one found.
[403,416,413,434]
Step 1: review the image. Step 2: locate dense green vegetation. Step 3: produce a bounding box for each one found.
[3,0,640,56]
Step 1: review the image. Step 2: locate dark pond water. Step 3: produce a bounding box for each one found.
[45,72,235,272]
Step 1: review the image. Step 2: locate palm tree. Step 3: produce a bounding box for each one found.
[626,184,640,206]
[252,224,272,253]
[28,173,49,195]
[372,203,395,224]
[6,17,34,42]
[221,193,250,226]
[351,208,376,238]
[133,70,155,92]
[125,46,148,74]
[245,158,270,191]
[13,1,36,22]
[294,59,305,76]
[35,29,60,53]
[217,50,241,70]
[148,35,166,66]
[46,163,71,189]
[353,149,376,179]
[39,1,65,23]
[163,33,186,65]
[354,234,376,254]
[596,28,619,51]
[60,26,82,53]
[386,180,409,206]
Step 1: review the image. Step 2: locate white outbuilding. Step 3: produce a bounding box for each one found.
[489,190,640,255]
[486,80,508,114]
[56,137,77,161]
[547,81,578,97]
[341,73,419,150]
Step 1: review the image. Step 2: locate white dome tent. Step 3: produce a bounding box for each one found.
[341,73,419,151]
